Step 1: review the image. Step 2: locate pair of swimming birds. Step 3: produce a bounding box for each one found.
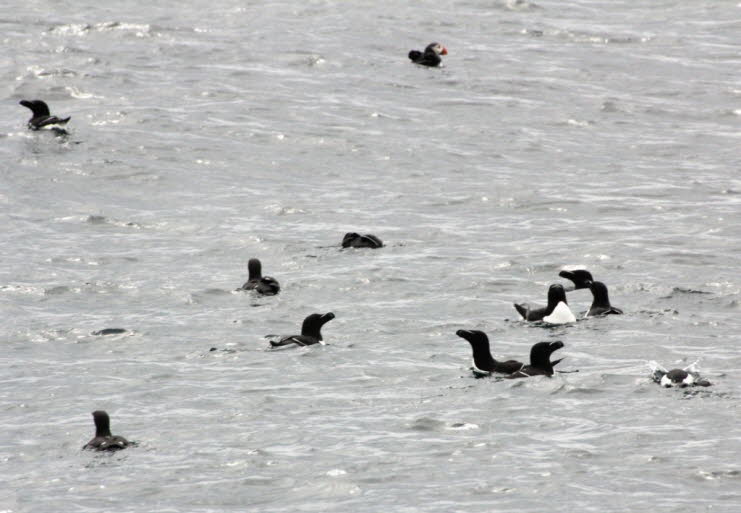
[513,269,622,323]
[457,331,564,379]
[238,235,382,295]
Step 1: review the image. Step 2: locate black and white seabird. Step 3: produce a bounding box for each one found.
[269,312,335,347]
[650,362,711,388]
[238,258,280,295]
[342,232,383,249]
[82,410,130,451]
[514,284,574,322]
[586,281,623,317]
[19,99,70,132]
[506,341,565,379]
[455,329,524,376]
[408,42,448,67]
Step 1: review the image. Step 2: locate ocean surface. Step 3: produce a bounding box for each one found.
[2,1,740,511]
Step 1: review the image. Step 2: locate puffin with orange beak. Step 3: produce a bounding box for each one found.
[408,42,448,67]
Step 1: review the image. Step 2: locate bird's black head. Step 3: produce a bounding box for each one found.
[342,233,360,248]
[455,329,488,348]
[247,258,262,279]
[546,284,567,310]
[19,99,50,117]
[301,312,335,339]
[589,281,611,306]
[456,329,497,372]
[529,341,564,370]
[425,42,448,56]
[558,269,594,289]
[92,410,112,437]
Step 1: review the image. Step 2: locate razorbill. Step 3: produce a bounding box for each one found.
[19,99,70,133]
[506,341,565,379]
[342,233,383,249]
[238,258,280,295]
[82,410,130,451]
[586,281,623,317]
[269,312,335,347]
[514,284,569,321]
[455,329,524,376]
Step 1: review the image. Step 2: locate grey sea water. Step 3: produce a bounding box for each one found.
[2,1,741,511]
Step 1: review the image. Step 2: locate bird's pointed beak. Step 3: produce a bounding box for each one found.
[441,47,448,55]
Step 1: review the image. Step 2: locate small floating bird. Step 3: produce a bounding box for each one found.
[91,328,128,336]
[342,232,383,249]
[19,99,70,132]
[506,341,565,379]
[455,329,524,376]
[408,42,448,67]
[514,284,573,322]
[585,281,623,317]
[649,361,711,388]
[82,410,130,451]
[269,312,335,347]
[558,269,594,290]
[238,258,280,295]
